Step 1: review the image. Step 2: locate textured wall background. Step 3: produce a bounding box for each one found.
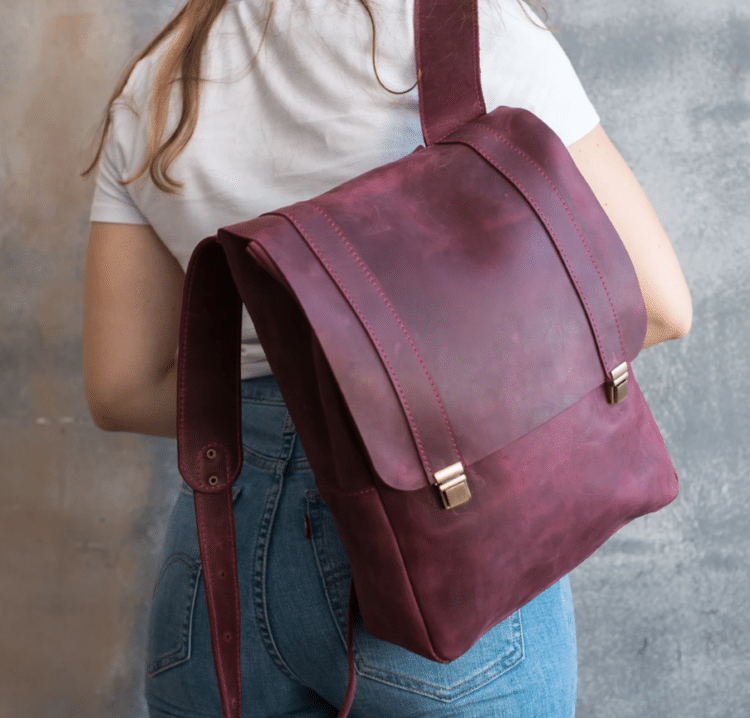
[1,0,747,716]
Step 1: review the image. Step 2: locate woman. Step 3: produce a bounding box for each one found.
[81,0,692,716]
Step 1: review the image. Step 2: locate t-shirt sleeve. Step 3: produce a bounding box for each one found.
[480,0,600,147]
[89,103,150,225]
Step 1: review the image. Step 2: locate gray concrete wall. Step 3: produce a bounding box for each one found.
[1,0,747,716]
[559,1,750,715]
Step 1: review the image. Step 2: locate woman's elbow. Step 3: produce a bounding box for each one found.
[668,280,693,338]
[85,385,128,432]
[672,304,692,339]
[83,364,177,438]
[83,366,139,432]
[643,292,693,348]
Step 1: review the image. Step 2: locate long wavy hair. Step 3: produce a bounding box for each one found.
[81,0,548,195]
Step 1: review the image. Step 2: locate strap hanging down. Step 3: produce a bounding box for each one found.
[176,238,244,718]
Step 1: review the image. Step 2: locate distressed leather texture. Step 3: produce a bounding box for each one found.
[176,0,678,715]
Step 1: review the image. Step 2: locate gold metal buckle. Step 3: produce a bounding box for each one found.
[606,361,629,404]
[434,462,471,509]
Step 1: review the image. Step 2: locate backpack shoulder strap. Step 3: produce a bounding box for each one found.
[416,0,485,146]
[177,236,244,716]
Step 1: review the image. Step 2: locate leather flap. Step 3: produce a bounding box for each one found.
[220,107,646,493]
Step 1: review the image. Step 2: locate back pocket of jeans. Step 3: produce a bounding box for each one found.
[147,485,242,677]
[305,490,525,702]
[146,552,201,677]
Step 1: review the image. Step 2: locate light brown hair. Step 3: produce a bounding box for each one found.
[81,0,548,194]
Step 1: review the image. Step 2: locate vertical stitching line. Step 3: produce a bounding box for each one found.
[474,121,628,365]
[308,203,463,464]
[274,209,435,477]
[455,131,614,374]
[305,495,353,652]
[288,203,464,469]
[176,247,195,480]
[252,465,309,686]
[231,278,243,478]
[194,494,239,709]
[226,489,242,709]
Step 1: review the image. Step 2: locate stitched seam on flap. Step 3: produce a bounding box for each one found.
[277,209,433,477]
[308,202,463,468]
[470,122,627,370]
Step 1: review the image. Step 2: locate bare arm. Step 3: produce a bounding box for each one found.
[568,124,692,349]
[83,221,183,438]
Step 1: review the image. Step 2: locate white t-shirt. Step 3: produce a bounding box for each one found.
[89,0,600,379]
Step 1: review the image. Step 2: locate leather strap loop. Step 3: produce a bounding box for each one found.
[177,237,244,493]
[269,203,464,484]
[443,117,629,378]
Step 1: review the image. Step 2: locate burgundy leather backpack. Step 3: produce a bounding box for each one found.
[176,0,679,715]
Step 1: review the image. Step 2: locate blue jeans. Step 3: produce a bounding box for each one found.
[146,376,577,717]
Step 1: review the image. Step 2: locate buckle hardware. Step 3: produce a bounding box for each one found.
[434,462,471,509]
[607,361,629,404]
